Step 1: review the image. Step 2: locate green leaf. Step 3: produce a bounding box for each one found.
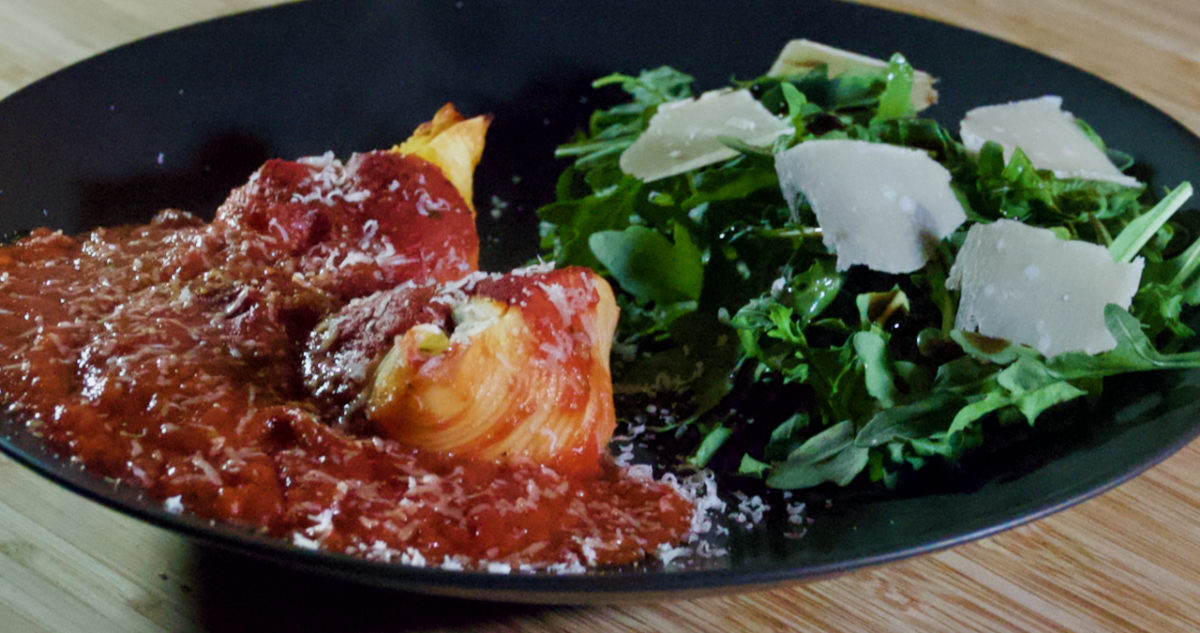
[948,391,1011,435]
[684,164,781,206]
[1166,232,1200,287]
[589,224,704,305]
[967,139,1144,228]
[687,424,733,468]
[1049,304,1200,377]
[1109,182,1193,263]
[779,81,808,128]
[856,287,910,328]
[1131,281,1193,340]
[995,356,1060,392]
[592,66,695,104]
[538,180,637,269]
[951,330,1031,365]
[808,341,873,423]
[764,412,812,462]
[852,331,899,407]
[767,420,871,489]
[737,454,772,478]
[870,53,915,124]
[867,450,900,487]
[1013,381,1087,424]
[995,357,1087,423]
[856,391,966,447]
[787,260,844,325]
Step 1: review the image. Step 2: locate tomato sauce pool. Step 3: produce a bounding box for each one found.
[0,150,694,570]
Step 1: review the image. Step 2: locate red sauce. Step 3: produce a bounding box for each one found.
[0,150,693,569]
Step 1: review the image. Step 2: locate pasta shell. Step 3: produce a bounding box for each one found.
[367,267,619,472]
[393,103,491,212]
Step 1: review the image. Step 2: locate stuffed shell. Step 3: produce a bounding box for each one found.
[393,103,490,213]
[305,266,620,471]
[368,267,619,471]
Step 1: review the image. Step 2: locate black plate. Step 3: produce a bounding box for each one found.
[2,0,1200,603]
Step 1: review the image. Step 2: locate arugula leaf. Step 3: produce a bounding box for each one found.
[995,358,1088,423]
[870,53,916,124]
[688,423,734,468]
[589,223,704,305]
[853,331,899,407]
[763,412,813,462]
[767,420,870,489]
[684,163,781,206]
[1109,182,1193,263]
[539,179,637,270]
[552,67,695,178]
[1049,305,1200,377]
[857,391,967,447]
[738,454,772,478]
[969,141,1145,230]
[591,66,695,104]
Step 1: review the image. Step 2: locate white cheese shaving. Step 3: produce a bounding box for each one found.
[767,39,937,111]
[620,89,791,182]
[959,96,1140,187]
[947,219,1144,356]
[774,139,966,273]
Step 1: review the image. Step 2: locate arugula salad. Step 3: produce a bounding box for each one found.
[537,40,1200,490]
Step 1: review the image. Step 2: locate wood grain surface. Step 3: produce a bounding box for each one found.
[2,1,1199,631]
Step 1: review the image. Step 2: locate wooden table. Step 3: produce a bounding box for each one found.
[2,1,1198,631]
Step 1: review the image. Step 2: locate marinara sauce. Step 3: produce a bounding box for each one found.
[0,150,693,569]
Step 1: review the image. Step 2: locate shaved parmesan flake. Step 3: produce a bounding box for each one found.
[619,89,791,182]
[960,96,1140,187]
[767,39,937,111]
[947,219,1144,357]
[774,139,966,273]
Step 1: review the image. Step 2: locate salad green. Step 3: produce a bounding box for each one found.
[537,51,1200,490]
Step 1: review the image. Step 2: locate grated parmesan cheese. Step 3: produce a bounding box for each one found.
[292,533,321,550]
[163,495,184,514]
